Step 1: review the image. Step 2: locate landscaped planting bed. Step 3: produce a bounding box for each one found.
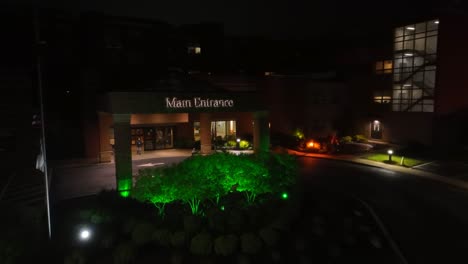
[13,153,401,263]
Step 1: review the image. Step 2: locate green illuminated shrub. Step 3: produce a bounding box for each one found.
[214,234,239,256]
[133,153,298,215]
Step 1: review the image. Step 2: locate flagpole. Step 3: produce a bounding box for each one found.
[34,8,52,240]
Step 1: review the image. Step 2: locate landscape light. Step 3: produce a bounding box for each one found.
[434,20,439,24]
[281,192,289,200]
[236,138,241,143]
[78,227,92,242]
[387,149,393,162]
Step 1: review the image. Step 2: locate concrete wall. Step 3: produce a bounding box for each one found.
[382,112,434,145]
[259,77,348,139]
[435,13,468,115]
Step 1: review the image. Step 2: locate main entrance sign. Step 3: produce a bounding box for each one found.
[165,97,234,108]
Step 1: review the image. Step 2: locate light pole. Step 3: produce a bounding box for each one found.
[34,9,52,240]
[387,149,393,162]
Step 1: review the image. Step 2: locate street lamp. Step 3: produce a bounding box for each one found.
[387,149,393,162]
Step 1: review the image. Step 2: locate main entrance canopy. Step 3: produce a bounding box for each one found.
[99,91,269,196]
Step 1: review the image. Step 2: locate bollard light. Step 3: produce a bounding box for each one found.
[387,149,393,162]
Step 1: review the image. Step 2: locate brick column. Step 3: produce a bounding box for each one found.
[199,113,212,155]
[98,112,113,162]
[113,114,132,197]
[253,111,270,153]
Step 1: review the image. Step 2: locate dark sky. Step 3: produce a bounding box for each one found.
[8,0,466,37]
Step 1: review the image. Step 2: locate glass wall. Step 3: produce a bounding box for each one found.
[392,19,438,112]
[193,120,237,141]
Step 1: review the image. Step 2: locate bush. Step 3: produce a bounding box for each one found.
[214,234,239,256]
[259,227,280,247]
[354,134,368,143]
[133,153,298,215]
[340,136,352,143]
[184,215,202,234]
[153,228,172,247]
[113,242,135,264]
[190,232,213,256]
[131,222,155,246]
[64,249,87,264]
[239,140,251,149]
[226,140,237,148]
[170,231,186,248]
[240,233,262,254]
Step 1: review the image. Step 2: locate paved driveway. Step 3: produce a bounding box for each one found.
[414,161,468,182]
[51,156,190,201]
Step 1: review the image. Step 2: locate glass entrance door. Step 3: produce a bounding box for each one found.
[370,121,383,139]
[155,126,174,149]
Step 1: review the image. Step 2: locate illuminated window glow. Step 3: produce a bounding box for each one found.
[375,60,393,74]
[393,19,437,112]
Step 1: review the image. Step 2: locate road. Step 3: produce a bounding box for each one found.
[51,157,187,201]
[51,156,468,263]
[299,157,468,264]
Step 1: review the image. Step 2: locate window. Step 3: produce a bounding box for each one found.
[188,46,201,54]
[375,60,393,74]
[193,120,237,141]
[392,19,438,112]
[374,96,392,104]
[193,122,200,141]
[211,120,236,141]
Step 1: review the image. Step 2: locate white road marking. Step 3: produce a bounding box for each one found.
[137,162,165,167]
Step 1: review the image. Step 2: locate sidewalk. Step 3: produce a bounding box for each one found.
[285,148,468,192]
[51,149,193,169]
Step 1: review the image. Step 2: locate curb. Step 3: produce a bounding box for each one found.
[290,151,468,192]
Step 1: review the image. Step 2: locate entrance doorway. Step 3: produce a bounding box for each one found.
[132,126,174,151]
[370,120,383,139]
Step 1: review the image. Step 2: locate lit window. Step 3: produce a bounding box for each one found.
[375,60,393,74]
[374,96,392,104]
[392,19,437,112]
[188,46,201,54]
